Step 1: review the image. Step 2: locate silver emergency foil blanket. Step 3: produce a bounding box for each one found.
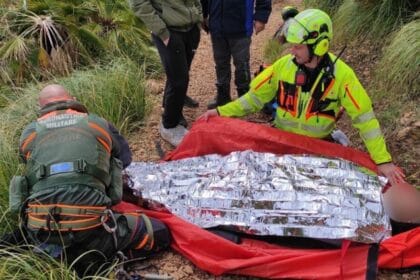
[126,151,391,243]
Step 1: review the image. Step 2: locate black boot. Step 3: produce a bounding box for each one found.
[207,86,231,109]
[184,95,199,108]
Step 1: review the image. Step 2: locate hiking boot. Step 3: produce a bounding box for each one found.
[159,122,189,146]
[184,95,199,108]
[207,86,231,109]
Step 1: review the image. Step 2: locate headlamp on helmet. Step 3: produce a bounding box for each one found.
[285,9,333,56]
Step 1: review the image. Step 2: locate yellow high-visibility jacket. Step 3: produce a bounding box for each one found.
[218,53,391,164]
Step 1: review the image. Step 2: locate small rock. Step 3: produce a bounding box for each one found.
[182,265,194,275]
[397,127,412,140]
[399,112,416,126]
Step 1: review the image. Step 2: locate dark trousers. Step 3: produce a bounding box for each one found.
[152,26,200,128]
[27,212,170,276]
[211,35,251,98]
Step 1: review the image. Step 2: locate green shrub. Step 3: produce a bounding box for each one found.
[333,0,416,42]
[375,16,420,101]
[58,58,147,135]
[0,90,37,206]
[0,0,160,86]
[304,0,344,15]
[0,58,146,217]
[263,39,287,65]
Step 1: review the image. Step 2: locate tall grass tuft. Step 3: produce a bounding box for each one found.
[333,0,416,42]
[0,208,120,278]
[0,0,161,86]
[58,58,147,135]
[0,89,37,207]
[0,247,77,279]
[304,0,344,15]
[0,58,147,220]
[375,16,420,101]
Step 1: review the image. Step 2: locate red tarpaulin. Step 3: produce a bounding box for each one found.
[115,117,420,279]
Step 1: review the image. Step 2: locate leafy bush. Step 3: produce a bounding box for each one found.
[0,243,116,279]
[0,90,37,206]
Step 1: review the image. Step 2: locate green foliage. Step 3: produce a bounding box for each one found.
[84,0,161,74]
[304,0,344,15]
[0,0,160,86]
[57,58,147,135]
[0,89,37,207]
[0,208,117,279]
[375,16,420,101]
[0,244,116,279]
[333,0,416,42]
[0,85,14,108]
[0,248,76,279]
[0,58,146,214]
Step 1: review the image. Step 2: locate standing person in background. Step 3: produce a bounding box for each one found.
[199,9,420,224]
[201,0,272,109]
[130,0,203,146]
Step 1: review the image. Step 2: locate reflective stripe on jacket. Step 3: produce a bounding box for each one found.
[218,53,392,164]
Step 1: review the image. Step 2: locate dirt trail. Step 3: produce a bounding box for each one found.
[128,1,418,279]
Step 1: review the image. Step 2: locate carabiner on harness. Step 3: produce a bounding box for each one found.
[101,209,119,249]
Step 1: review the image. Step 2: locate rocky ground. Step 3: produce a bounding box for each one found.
[127,1,419,279]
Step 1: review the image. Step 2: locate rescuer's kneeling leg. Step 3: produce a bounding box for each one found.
[120,213,171,259]
[382,182,420,224]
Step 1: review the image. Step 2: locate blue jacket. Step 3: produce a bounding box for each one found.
[201,0,272,38]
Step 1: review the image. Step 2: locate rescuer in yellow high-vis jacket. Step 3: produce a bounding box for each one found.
[200,8,405,188]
